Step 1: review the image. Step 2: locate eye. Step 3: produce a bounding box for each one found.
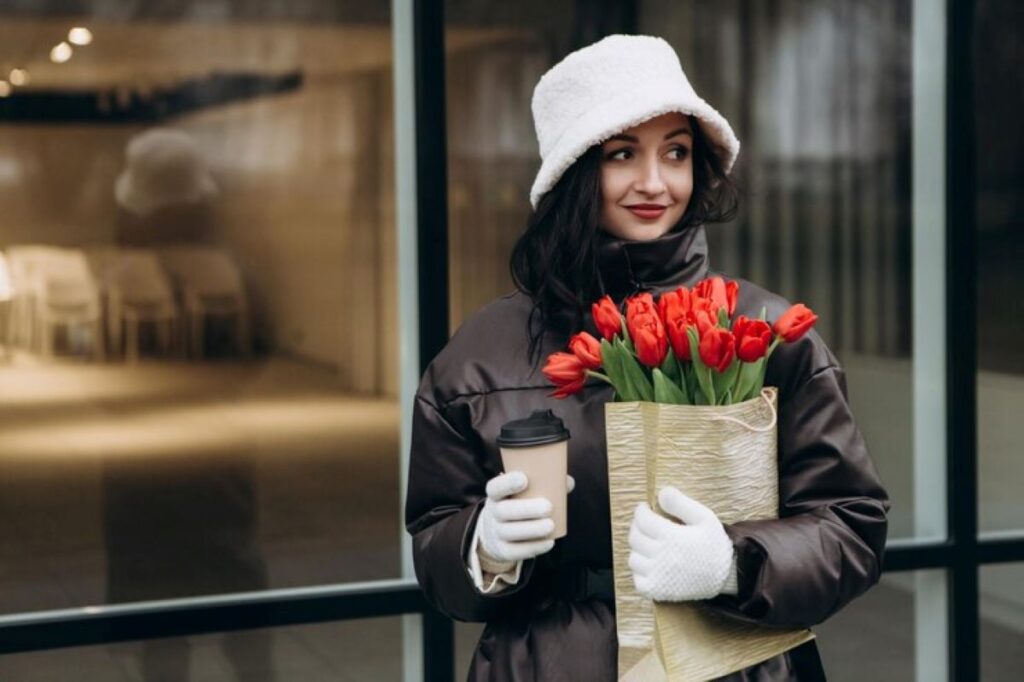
[606,148,632,161]
[668,146,690,160]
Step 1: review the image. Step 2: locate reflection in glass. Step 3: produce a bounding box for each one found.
[0,5,402,657]
[980,564,1024,681]
[975,0,1024,533]
[814,572,930,680]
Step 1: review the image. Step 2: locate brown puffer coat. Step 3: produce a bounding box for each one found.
[405,223,890,681]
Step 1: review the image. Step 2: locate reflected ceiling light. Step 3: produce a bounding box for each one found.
[9,68,29,86]
[50,41,73,63]
[68,27,93,46]
[0,81,10,98]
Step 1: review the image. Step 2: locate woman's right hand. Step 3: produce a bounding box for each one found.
[476,471,567,563]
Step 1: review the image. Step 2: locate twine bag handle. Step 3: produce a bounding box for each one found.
[707,387,777,433]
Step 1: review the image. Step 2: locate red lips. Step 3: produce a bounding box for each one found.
[626,204,667,219]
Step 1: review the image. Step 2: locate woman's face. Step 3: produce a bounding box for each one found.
[598,112,693,241]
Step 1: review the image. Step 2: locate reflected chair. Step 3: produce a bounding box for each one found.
[158,246,251,359]
[0,252,12,361]
[99,249,179,362]
[33,249,106,360]
[5,245,66,352]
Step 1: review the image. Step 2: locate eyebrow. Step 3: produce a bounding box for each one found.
[607,127,692,144]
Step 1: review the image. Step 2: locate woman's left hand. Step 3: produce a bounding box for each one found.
[628,486,738,602]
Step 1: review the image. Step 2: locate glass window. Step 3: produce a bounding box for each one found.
[816,571,942,681]
[0,3,402,615]
[975,0,1024,534]
[980,563,1024,681]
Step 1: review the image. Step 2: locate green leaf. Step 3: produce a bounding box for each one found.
[718,307,730,329]
[627,361,655,403]
[752,357,767,395]
[758,305,767,321]
[660,350,681,383]
[653,368,689,405]
[600,339,633,401]
[616,338,654,402]
[672,353,691,404]
[712,359,740,403]
[687,327,715,405]
[732,359,760,403]
[684,360,699,402]
[720,388,733,405]
[619,314,632,349]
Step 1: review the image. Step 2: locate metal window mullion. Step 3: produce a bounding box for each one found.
[0,582,427,655]
[945,1,979,680]
[411,1,455,681]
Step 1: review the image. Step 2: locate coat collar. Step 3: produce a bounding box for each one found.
[595,222,711,301]
[543,223,712,341]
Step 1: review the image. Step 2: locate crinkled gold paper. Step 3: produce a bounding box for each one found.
[605,387,815,681]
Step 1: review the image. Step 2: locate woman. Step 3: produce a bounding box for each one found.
[405,34,889,681]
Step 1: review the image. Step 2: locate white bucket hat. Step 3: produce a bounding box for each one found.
[115,128,218,216]
[529,34,740,210]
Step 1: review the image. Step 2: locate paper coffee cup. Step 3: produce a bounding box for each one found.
[496,409,570,540]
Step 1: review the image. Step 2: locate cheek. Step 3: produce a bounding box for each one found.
[599,167,628,217]
[599,167,624,200]
[669,168,694,206]
[671,167,693,195]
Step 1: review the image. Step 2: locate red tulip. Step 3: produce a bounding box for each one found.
[626,293,668,368]
[773,304,819,343]
[664,317,691,361]
[733,315,772,362]
[633,325,668,368]
[658,289,693,361]
[551,376,587,399]
[626,292,659,321]
[591,295,622,341]
[699,327,735,373]
[543,351,587,399]
[725,280,739,316]
[688,300,720,336]
[694,276,740,317]
[569,331,602,369]
[657,287,692,322]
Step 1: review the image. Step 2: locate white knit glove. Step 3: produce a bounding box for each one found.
[476,471,574,563]
[628,486,739,602]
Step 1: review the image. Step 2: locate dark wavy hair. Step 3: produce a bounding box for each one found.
[509,115,740,371]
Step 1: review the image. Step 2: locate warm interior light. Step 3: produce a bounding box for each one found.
[0,81,10,98]
[50,42,73,63]
[68,27,93,46]
[0,256,11,301]
[9,68,29,86]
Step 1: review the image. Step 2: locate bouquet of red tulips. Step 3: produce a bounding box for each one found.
[542,276,821,680]
[542,276,818,405]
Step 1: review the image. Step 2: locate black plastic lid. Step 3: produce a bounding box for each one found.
[496,409,570,448]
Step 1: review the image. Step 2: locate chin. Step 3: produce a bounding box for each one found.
[612,221,672,242]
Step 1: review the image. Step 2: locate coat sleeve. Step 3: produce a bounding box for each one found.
[404,391,537,622]
[706,363,891,628]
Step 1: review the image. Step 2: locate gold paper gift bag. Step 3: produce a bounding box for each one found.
[605,386,815,681]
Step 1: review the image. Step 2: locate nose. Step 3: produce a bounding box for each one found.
[633,156,668,196]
